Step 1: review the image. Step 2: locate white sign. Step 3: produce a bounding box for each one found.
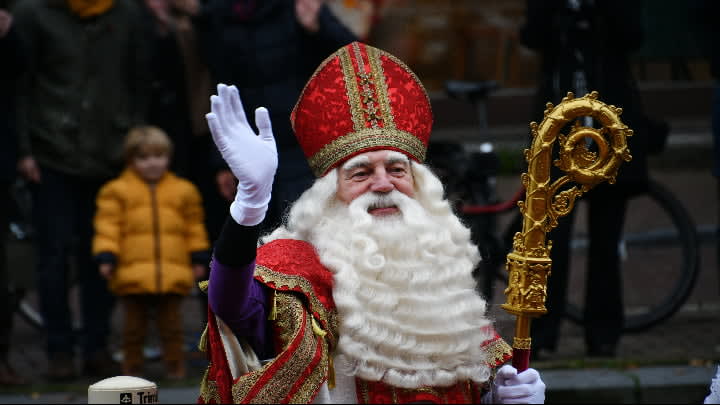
[88,376,158,404]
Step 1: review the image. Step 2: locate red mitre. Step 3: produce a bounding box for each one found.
[291,42,433,177]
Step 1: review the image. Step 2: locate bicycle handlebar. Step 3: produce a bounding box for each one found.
[460,187,526,215]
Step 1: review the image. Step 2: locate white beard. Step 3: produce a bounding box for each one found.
[263,164,493,388]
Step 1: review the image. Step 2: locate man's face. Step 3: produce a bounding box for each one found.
[336,150,415,216]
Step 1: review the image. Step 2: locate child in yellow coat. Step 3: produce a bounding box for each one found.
[93,126,210,379]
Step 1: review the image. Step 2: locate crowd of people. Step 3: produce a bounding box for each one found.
[0,0,718,403]
[0,0,356,384]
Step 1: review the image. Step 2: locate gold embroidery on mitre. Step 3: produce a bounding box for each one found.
[339,46,365,132]
[308,127,427,177]
[301,43,429,177]
[367,45,396,130]
[352,42,383,129]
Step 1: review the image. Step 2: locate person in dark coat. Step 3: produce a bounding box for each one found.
[140,2,194,177]
[137,0,213,179]
[193,0,358,233]
[519,0,651,357]
[12,0,151,380]
[0,4,26,386]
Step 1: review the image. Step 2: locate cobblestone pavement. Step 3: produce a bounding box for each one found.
[1,168,718,401]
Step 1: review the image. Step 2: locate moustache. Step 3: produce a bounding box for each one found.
[351,191,408,212]
[366,194,399,211]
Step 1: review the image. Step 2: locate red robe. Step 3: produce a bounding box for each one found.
[198,239,512,404]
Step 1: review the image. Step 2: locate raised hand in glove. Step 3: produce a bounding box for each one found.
[492,364,546,404]
[206,84,278,226]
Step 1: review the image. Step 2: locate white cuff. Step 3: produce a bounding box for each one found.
[229,200,269,226]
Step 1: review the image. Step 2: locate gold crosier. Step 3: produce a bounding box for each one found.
[501,91,632,370]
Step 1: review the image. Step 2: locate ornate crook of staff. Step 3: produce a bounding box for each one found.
[502,91,633,372]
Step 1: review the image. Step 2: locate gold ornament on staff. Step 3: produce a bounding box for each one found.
[502,91,632,371]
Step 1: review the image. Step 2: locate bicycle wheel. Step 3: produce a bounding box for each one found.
[564,179,700,333]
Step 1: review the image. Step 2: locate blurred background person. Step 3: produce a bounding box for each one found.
[137,0,214,311]
[192,0,358,233]
[93,126,209,380]
[139,0,198,179]
[0,3,26,386]
[12,0,151,380]
[520,0,652,358]
[139,0,223,243]
[137,0,212,179]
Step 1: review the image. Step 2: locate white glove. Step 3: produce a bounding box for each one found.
[206,84,278,226]
[492,364,546,404]
[705,365,720,404]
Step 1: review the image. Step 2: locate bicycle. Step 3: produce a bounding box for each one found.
[564,178,701,332]
[428,80,701,333]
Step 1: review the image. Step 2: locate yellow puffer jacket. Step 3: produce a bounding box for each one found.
[93,169,210,296]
